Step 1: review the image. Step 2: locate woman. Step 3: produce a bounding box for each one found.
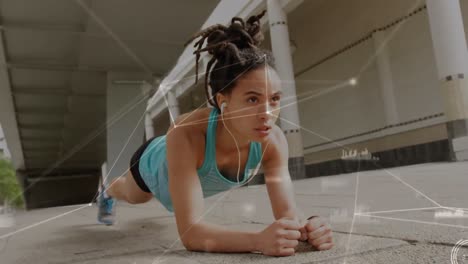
[97,11,334,256]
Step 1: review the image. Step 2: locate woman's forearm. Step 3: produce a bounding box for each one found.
[274,208,301,221]
[182,222,259,253]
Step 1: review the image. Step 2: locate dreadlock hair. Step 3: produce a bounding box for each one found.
[184,10,276,110]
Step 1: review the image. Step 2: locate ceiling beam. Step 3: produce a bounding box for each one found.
[21,137,62,142]
[24,154,58,160]
[19,123,65,130]
[20,167,99,175]
[26,173,97,183]
[0,21,86,33]
[15,106,69,114]
[23,146,60,151]
[7,60,145,74]
[0,22,182,47]
[13,86,105,97]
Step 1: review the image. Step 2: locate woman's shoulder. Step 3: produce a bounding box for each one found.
[166,107,213,144]
[166,107,212,167]
[167,107,212,134]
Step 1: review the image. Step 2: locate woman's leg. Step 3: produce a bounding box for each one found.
[106,171,153,204]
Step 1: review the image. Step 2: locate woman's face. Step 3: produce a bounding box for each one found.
[218,65,282,142]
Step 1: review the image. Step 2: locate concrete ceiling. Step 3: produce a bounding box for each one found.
[0,0,220,177]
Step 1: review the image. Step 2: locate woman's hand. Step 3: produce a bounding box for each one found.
[300,216,334,251]
[255,217,302,257]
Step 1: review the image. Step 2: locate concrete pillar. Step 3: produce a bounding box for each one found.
[267,0,306,179]
[144,114,155,140]
[141,80,157,140]
[427,0,468,161]
[372,30,399,126]
[106,72,149,182]
[167,89,180,123]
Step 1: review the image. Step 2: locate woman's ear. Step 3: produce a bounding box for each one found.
[215,93,228,108]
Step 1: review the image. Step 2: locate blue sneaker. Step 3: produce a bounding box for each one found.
[97,185,115,225]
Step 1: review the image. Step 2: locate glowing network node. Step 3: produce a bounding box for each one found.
[241,203,256,218]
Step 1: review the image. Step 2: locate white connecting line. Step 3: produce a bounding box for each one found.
[4,4,467,264]
[344,160,361,264]
[0,204,89,240]
[0,44,263,241]
[354,214,468,230]
[0,53,270,245]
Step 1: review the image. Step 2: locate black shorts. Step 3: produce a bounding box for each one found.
[130,136,158,193]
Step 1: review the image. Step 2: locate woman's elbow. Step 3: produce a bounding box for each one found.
[182,239,204,252]
[182,239,194,251]
[181,235,196,251]
[178,223,215,252]
[181,234,216,252]
[180,228,200,251]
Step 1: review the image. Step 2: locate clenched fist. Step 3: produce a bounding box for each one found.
[256,217,302,257]
[299,216,334,251]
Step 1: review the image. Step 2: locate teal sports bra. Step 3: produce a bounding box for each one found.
[138,107,263,212]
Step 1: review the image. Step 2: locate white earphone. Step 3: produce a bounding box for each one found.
[219,101,242,183]
[218,101,269,184]
[220,102,227,114]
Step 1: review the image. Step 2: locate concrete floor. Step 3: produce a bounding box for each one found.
[1,161,468,264]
